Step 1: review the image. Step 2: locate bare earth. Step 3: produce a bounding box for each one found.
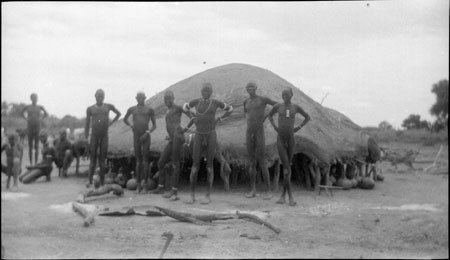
[1,143,448,259]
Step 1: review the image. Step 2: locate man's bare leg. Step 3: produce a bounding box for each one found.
[245,160,257,198]
[259,158,273,200]
[135,159,143,194]
[163,163,180,201]
[87,144,98,188]
[34,138,39,166]
[11,158,20,192]
[286,170,296,206]
[185,166,198,204]
[201,167,214,204]
[6,175,11,189]
[276,183,287,204]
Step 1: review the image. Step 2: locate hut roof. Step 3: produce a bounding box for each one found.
[108,63,370,164]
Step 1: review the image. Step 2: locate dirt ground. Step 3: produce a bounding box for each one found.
[1,142,448,259]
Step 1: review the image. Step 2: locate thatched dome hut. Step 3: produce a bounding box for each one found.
[108,63,371,167]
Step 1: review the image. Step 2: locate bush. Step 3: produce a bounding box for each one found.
[363,127,448,145]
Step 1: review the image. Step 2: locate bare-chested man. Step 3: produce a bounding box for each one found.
[21,93,48,165]
[19,131,56,184]
[243,82,277,199]
[54,129,74,177]
[182,83,233,204]
[149,90,192,200]
[123,91,156,193]
[85,89,121,188]
[267,88,310,206]
[1,134,23,191]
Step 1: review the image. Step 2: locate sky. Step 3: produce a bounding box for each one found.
[2,1,448,128]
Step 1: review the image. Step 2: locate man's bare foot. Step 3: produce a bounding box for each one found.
[261,191,273,200]
[141,186,149,194]
[170,196,179,202]
[200,196,211,205]
[163,190,175,199]
[245,191,256,198]
[76,194,86,203]
[149,186,165,194]
[276,197,286,204]
[184,197,195,204]
[288,200,297,206]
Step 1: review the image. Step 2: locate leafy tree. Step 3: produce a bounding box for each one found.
[378,121,393,130]
[59,115,84,130]
[430,79,448,127]
[402,114,430,130]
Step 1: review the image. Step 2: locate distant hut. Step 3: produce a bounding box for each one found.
[108,63,375,185]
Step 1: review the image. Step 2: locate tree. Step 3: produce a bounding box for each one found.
[430,79,448,127]
[378,121,393,130]
[402,114,430,130]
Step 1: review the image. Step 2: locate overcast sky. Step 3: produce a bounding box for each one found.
[2,1,448,128]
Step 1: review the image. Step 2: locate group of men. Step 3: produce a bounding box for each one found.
[2,82,310,206]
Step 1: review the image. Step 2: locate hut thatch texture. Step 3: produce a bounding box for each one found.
[108,63,370,165]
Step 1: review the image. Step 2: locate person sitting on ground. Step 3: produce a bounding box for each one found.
[54,128,74,177]
[1,133,23,191]
[266,88,310,206]
[19,131,57,184]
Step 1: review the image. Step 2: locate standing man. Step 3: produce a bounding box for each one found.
[123,91,156,193]
[85,89,121,188]
[267,88,310,206]
[243,81,277,200]
[54,128,74,177]
[1,134,23,191]
[149,90,192,200]
[183,83,233,204]
[21,93,48,165]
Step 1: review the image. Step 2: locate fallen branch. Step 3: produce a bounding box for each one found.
[76,184,124,203]
[99,206,164,217]
[236,211,281,234]
[154,206,235,225]
[72,201,98,227]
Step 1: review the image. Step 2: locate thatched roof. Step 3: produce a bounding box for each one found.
[108,63,370,165]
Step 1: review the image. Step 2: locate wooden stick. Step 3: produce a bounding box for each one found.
[236,211,280,234]
[159,232,174,259]
[154,206,212,225]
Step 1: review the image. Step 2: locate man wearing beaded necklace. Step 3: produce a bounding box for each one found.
[183,83,233,204]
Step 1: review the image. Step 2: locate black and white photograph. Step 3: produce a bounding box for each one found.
[1,1,448,259]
